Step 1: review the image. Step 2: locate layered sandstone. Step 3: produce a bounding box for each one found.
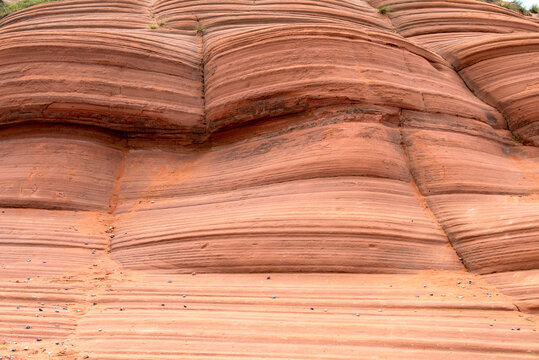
[0,0,538,358]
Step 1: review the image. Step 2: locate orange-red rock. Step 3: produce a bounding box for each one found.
[0,0,538,358]
[368,0,539,145]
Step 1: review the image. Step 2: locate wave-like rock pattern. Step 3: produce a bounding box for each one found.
[371,0,539,36]
[111,121,462,272]
[203,25,503,132]
[153,0,392,34]
[0,28,204,136]
[367,0,539,145]
[402,111,539,196]
[401,110,539,273]
[0,0,150,32]
[0,0,538,357]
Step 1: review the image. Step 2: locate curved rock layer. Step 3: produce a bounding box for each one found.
[111,120,463,272]
[0,28,204,136]
[0,0,535,276]
[367,0,539,145]
[0,0,538,357]
[0,0,151,32]
[400,110,539,306]
[203,25,503,132]
[153,0,393,34]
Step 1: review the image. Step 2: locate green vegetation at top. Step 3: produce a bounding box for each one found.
[0,0,60,19]
[482,0,532,15]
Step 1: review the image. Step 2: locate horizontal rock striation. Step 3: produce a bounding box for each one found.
[0,0,538,357]
[2,272,537,359]
[111,120,463,272]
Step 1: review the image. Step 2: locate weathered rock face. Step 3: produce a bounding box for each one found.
[0,0,538,358]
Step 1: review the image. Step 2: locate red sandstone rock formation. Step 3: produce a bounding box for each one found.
[0,0,537,358]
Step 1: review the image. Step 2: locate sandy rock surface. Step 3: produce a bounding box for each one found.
[0,0,538,358]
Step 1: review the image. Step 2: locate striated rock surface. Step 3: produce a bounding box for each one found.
[368,0,539,145]
[0,0,538,358]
